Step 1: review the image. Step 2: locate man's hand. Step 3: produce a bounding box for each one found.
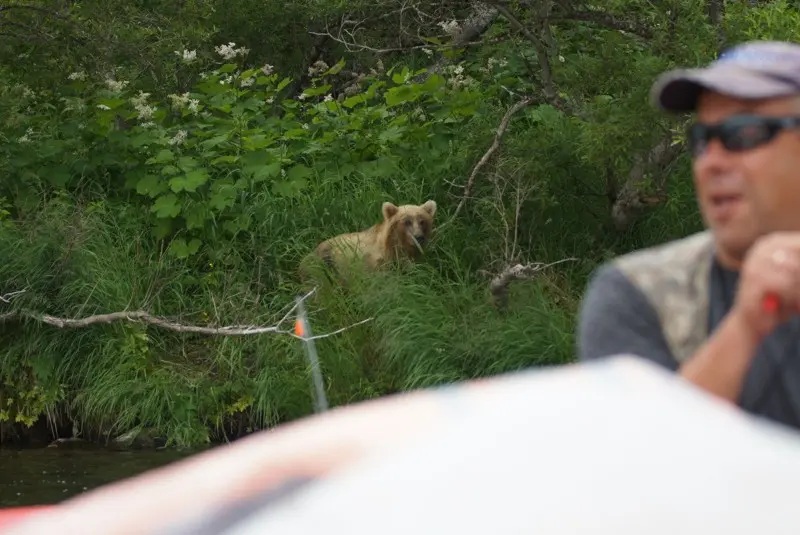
[732,232,800,341]
[679,232,800,402]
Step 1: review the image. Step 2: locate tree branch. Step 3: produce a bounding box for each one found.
[611,137,685,231]
[440,94,538,229]
[0,288,372,342]
[482,257,578,310]
[492,2,565,109]
[549,10,652,39]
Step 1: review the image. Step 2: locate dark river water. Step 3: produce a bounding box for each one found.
[0,447,202,506]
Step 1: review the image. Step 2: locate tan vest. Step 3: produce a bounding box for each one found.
[611,230,716,364]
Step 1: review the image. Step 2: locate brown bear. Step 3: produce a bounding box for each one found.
[300,200,437,284]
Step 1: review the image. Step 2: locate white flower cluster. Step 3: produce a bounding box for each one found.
[215,42,249,60]
[169,129,188,146]
[169,92,200,114]
[175,49,197,63]
[307,60,329,77]
[131,90,156,120]
[105,79,129,93]
[438,20,461,37]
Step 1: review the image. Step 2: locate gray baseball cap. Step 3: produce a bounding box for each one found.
[651,40,800,113]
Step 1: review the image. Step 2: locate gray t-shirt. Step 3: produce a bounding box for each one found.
[577,259,800,431]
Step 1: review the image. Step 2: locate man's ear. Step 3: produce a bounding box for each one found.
[382,202,399,220]
[421,200,437,217]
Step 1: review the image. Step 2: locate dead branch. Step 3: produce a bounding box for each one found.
[0,289,25,303]
[549,10,652,39]
[611,136,685,232]
[0,288,372,342]
[440,94,537,229]
[308,29,505,55]
[311,1,500,62]
[423,1,499,76]
[483,257,578,310]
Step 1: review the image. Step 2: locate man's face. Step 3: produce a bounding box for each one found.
[693,91,800,265]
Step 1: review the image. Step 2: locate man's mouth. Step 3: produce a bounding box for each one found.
[708,193,743,220]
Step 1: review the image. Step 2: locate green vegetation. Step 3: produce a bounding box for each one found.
[0,0,796,447]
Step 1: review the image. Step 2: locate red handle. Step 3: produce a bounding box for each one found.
[762,293,780,313]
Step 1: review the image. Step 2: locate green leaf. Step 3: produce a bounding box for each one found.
[170,169,210,193]
[169,238,202,259]
[286,163,312,182]
[184,204,210,230]
[391,67,410,85]
[151,194,181,218]
[128,132,157,148]
[136,174,167,198]
[218,63,238,73]
[96,98,126,109]
[272,179,307,197]
[240,151,280,182]
[42,166,71,188]
[301,84,332,97]
[200,134,229,150]
[151,218,172,240]
[384,85,418,107]
[161,165,181,176]
[421,73,446,92]
[208,180,236,212]
[342,95,367,108]
[210,155,239,166]
[253,162,281,182]
[177,156,199,171]
[324,58,346,76]
[276,77,291,92]
[38,140,63,159]
[146,149,174,165]
[241,134,275,151]
[378,125,406,145]
[273,163,311,197]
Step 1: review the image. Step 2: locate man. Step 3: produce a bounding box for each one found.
[577,40,800,431]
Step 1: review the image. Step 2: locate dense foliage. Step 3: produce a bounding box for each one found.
[0,0,796,447]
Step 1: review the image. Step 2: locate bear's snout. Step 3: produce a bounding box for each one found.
[413,234,426,245]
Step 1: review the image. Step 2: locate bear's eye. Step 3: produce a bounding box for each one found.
[404,218,412,227]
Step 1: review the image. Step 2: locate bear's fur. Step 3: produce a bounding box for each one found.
[300,200,437,284]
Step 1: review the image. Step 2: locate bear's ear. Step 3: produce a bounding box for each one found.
[421,200,437,217]
[382,202,399,220]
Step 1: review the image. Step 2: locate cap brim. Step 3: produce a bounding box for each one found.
[651,65,798,113]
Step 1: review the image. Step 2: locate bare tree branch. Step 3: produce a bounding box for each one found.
[611,137,685,231]
[0,288,373,342]
[482,257,579,310]
[0,289,25,303]
[440,94,537,229]
[549,10,652,39]
[423,1,499,76]
[308,27,506,54]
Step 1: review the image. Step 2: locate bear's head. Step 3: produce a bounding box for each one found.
[382,200,437,255]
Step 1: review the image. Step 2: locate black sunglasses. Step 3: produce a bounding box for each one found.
[688,114,800,157]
